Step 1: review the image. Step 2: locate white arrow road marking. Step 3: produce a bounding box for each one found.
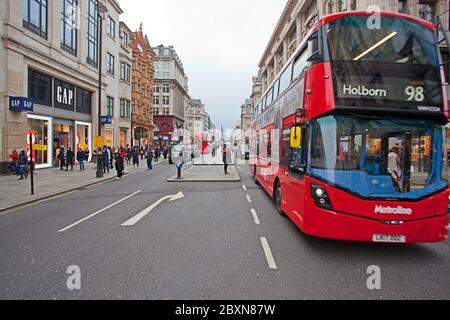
[58,190,142,233]
[122,191,184,226]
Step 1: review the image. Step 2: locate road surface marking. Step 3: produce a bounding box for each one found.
[246,194,252,203]
[260,237,277,270]
[122,192,184,226]
[251,208,260,225]
[58,190,142,232]
[242,185,247,191]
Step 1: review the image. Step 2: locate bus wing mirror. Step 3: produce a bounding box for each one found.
[290,127,302,149]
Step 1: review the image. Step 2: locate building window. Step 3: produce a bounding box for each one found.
[106,96,114,117]
[338,0,347,11]
[120,62,126,80]
[163,96,170,105]
[87,0,98,67]
[107,16,115,39]
[163,107,170,115]
[154,95,160,105]
[120,62,130,82]
[419,1,436,23]
[107,53,115,75]
[60,0,77,55]
[122,31,129,47]
[350,0,357,10]
[23,0,48,39]
[28,69,52,107]
[154,86,160,93]
[163,84,170,93]
[126,100,131,118]
[76,87,92,115]
[126,64,131,82]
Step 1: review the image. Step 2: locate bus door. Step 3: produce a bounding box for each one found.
[259,129,272,185]
[382,132,412,193]
[283,125,308,222]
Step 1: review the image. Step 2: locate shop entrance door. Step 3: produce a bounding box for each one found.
[53,132,69,167]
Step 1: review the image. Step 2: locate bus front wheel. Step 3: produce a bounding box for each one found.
[274,180,284,216]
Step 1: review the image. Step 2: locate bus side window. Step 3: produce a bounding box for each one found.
[290,126,307,175]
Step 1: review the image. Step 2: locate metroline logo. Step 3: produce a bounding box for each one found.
[343,84,387,98]
[374,205,413,215]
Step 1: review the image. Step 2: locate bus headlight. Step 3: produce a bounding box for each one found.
[310,184,333,210]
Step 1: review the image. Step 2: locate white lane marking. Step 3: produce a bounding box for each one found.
[58,190,141,232]
[122,191,184,226]
[251,208,260,225]
[242,185,247,191]
[260,237,277,270]
[246,194,252,203]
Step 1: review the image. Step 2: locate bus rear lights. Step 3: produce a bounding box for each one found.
[310,184,333,210]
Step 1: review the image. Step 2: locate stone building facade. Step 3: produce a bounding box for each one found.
[186,98,206,142]
[153,45,189,145]
[240,99,253,144]
[258,0,450,93]
[130,23,154,147]
[0,0,126,171]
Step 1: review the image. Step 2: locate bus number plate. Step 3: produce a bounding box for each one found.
[373,235,406,243]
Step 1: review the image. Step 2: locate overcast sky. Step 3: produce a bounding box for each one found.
[118,0,286,129]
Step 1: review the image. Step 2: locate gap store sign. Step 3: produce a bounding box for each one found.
[9,97,33,112]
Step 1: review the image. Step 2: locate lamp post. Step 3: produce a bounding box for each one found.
[95,0,108,178]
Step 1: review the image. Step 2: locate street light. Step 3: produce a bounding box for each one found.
[95,0,108,178]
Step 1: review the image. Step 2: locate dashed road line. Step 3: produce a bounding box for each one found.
[251,208,260,225]
[246,194,252,203]
[260,237,277,270]
[58,190,142,233]
[242,185,247,191]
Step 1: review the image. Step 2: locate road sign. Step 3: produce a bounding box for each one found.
[10,97,33,112]
[94,136,104,147]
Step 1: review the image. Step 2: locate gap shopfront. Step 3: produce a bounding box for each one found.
[27,68,93,169]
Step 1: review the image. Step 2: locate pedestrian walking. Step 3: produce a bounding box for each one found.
[66,147,74,171]
[146,149,153,170]
[102,146,110,174]
[108,147,114,169]
[126,148,132,165]
[8,148,18,174]
[115,152,125,179]
[17,150,28,180]
[58,147,66,171]
[77,149,85,171]
[132,148,140,167]
[223,145,232,175]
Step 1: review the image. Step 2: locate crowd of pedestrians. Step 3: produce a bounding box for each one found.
[7,144,171,181]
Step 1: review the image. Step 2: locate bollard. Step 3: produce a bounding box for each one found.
[176,161,184,179]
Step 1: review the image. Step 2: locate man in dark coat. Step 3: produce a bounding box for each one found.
[66,147,74,171]
[58,147,65,170]
[76,149,85,171]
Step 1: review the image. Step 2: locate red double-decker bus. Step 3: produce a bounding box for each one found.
[250,11,450,243]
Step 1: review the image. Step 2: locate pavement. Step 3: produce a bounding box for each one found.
[0,160,167,212]
[167,165,240,182]
[0,161,449,300]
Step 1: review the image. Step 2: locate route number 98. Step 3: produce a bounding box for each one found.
[405,86,425,102]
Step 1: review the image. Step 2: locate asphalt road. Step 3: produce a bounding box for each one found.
[0,162,449,299]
